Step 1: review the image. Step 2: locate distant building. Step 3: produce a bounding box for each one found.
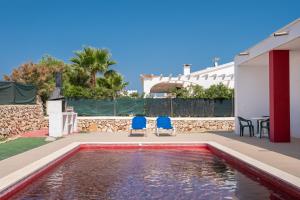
[140,61,234,98]
[126,90,138,95]
[121,89,138,96]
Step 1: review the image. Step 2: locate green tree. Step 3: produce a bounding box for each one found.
[96,70,128,99]
[70,47,116,87]
[64,65,90,88]
[4,48,128,101]
[170,87,190,98]
[3,55,65,103]
[190,85,206,98]
[63,85,93,99]
[129,92,139,98]
[139,92,145,98]
[205,83,233,99]
[39,55,65,69]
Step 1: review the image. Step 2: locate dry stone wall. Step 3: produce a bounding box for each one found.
[0,105,234,139]
[78,117,234,133]
[0,104,45,139]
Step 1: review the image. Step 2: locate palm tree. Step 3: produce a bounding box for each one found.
[91,49,116,87]
[65,65,90,87]
[70,47,116,87]
[97,70,128,99]
[97,70,128,115]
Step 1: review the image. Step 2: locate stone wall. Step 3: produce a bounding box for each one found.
[0,107,234,139]
[78,117,234,133]
[0,104,45,139]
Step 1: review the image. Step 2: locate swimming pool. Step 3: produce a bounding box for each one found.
[6,145,297,200]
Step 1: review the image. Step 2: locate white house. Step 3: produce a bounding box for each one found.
[121,90,138,96]
[235,18,300,142]
[141,61,234,97]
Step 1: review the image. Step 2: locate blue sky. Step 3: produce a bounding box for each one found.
[0,0,299,91]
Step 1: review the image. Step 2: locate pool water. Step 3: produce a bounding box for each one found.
[11,149,290,200]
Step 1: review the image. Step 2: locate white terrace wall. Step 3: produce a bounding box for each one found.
[290,50,300,138]
[0,104,46,139]
[235,50,300,138]
[235,63,269,135]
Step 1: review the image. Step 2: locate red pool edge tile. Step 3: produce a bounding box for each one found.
[0,146,81,200]
[208,144,300,199]
[79,144,209,150]
[0,143,300,200]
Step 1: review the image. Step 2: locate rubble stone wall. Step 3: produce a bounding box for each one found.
[0,108,234,139]
[77,117,235,133]
[0,104,45,139]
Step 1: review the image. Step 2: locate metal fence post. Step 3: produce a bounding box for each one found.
[113,98,116,116]
[170,98,173,117]
[12,82,16,104]
[232,97,234,117]
[212,99,215,117]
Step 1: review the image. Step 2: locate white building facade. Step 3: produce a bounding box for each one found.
[235,18,300,141]
[141,62,234,97]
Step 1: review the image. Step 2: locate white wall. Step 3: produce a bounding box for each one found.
[235,51,300,138]
[142,62,234,96]
[235,63,269,135]
[290,50,300,138]
[142,79,150,94]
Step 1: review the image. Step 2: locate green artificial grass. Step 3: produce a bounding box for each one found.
[0,137,49,161]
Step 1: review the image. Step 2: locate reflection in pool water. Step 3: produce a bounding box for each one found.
[11,149,289,200]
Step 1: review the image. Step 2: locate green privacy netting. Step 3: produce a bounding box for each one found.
[0,81,36,104]
[67,98,234,117]
[66,98,145,116]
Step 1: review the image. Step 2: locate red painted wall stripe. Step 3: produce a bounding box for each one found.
[269,50,290,142]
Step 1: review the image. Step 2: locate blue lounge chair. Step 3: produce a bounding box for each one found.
[129,116,147,136]
[156,116,175,136]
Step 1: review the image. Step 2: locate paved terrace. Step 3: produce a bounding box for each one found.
[0,132,300,179]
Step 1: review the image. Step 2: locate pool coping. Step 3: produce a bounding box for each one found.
[0,141,300,198]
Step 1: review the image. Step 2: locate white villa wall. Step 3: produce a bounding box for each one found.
[235,51,300,138]
[234,19,300,138]
[189,64,234,88]
[290,50,300,138]
[235,64,269,135]
[142,62,234,96]
[142,78,160,95]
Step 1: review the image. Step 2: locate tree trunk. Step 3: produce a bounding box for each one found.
[90,72,96,87]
